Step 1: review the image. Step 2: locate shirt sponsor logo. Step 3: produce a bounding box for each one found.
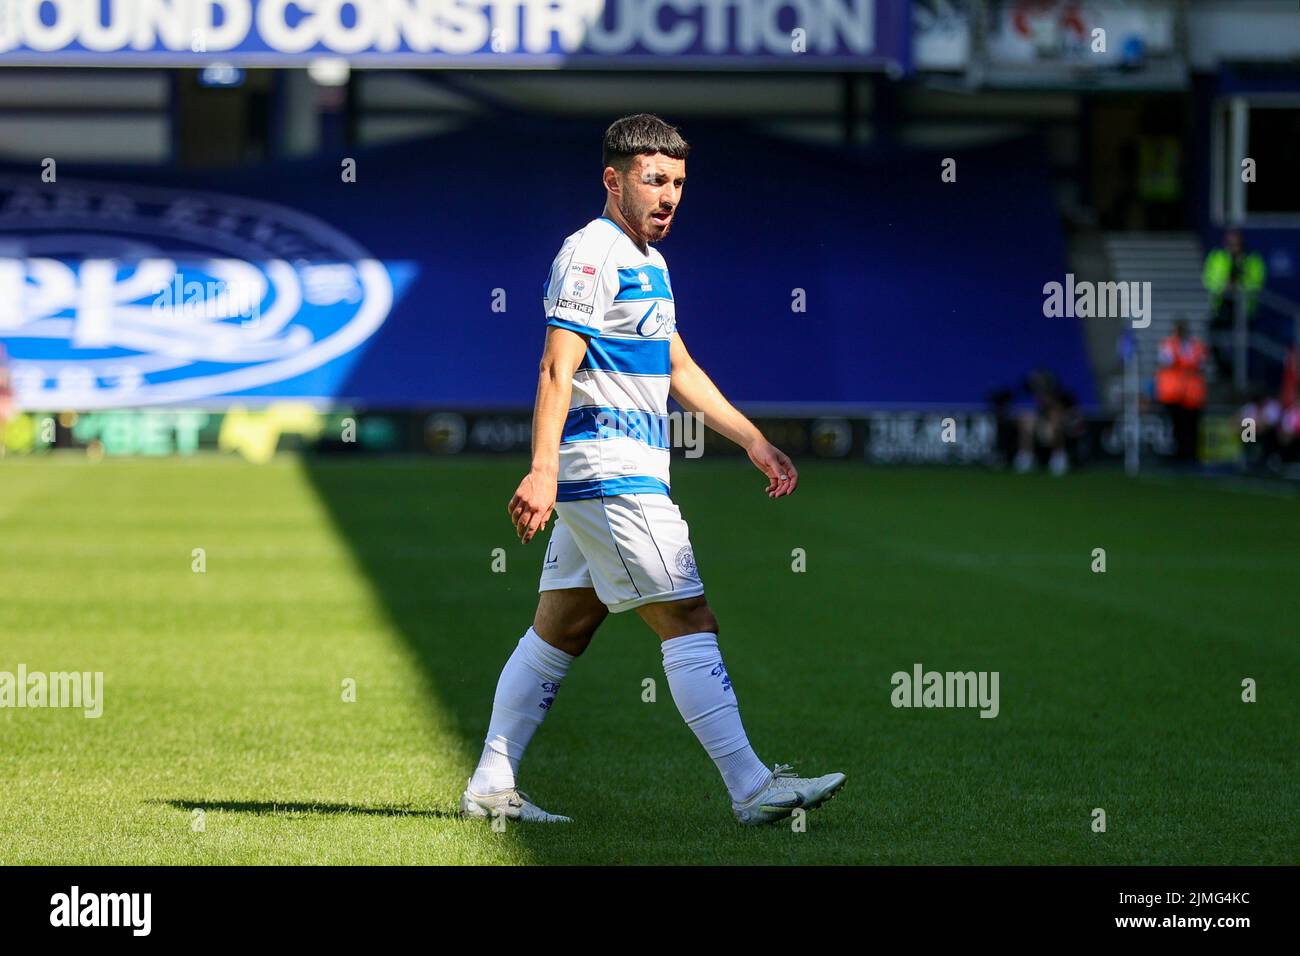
[635,302,675,337]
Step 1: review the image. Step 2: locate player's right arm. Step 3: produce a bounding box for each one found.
[508,326,588,544]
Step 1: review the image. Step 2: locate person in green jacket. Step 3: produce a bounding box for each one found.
[1204,228,1266,380]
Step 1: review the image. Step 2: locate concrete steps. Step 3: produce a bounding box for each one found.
[1072,231,1213,410]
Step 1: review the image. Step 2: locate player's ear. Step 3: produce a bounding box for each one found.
[603,165,622,196]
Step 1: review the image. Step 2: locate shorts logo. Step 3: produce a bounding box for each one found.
[556,298,593,315]
[675,545,698,578]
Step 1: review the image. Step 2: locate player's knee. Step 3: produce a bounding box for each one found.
[536,609,604,657]
[569,610,606,648]
[685,601,719,636]
[554,632,594,657]
[538,625,591,657]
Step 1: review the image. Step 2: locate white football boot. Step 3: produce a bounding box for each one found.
[459,780,572,823]
[732,763,846,825]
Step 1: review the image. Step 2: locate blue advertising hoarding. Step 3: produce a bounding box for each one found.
[0,118,1096,412]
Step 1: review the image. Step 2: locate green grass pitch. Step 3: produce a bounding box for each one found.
[0,454,1295,865]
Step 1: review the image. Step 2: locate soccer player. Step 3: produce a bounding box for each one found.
[460,114,846,825]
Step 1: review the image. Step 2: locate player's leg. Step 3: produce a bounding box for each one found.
[636,595,843,824]
[635,594,772,803]
[532,586,608,658]
[462,517,604,822]
[549,492,845,823]
[469,588,606,794]
[1014,411,1036,472]
[1044,406,1069,475]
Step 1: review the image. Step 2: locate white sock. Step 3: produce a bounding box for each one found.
[661,631,771,803]
[469,627,574,795]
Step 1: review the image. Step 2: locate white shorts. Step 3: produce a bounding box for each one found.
[538,493,705,612]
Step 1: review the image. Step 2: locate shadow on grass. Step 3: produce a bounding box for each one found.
[157,799,457,819]
[298,456,553,846]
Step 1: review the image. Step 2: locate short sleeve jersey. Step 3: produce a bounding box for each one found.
[543,216,677,501]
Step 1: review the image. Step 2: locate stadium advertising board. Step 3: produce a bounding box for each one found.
[0,174,414,411]
[2,407,1193,466]
[0,130,1093,412]
[0,0,909,70]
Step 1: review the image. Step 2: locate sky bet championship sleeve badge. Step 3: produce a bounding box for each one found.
[565,262,598,301]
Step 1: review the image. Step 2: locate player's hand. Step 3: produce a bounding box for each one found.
[747,439,798,499]
[508,470,557,544]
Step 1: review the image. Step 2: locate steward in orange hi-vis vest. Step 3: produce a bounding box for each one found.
[1156,331,1207,409]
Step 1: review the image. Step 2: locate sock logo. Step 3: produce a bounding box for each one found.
[539,680,561,710]
[710,662,732,693]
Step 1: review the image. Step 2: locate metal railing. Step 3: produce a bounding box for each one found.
[1223,287,1300,392]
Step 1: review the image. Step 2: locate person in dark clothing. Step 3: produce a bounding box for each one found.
[1012,370,1082,476]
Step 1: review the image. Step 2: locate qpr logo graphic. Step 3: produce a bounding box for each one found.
[675,545,698,579]
[0,175,394,408]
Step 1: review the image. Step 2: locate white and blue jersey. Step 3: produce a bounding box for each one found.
[543,216,677,502]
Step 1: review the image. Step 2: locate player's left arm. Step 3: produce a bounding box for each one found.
[668,332,797,499]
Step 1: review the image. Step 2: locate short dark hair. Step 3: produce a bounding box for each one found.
[602,114,690,173]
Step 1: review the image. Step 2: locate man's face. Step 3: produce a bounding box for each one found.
[1226,230,1242,254]
[614,154,686,244]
